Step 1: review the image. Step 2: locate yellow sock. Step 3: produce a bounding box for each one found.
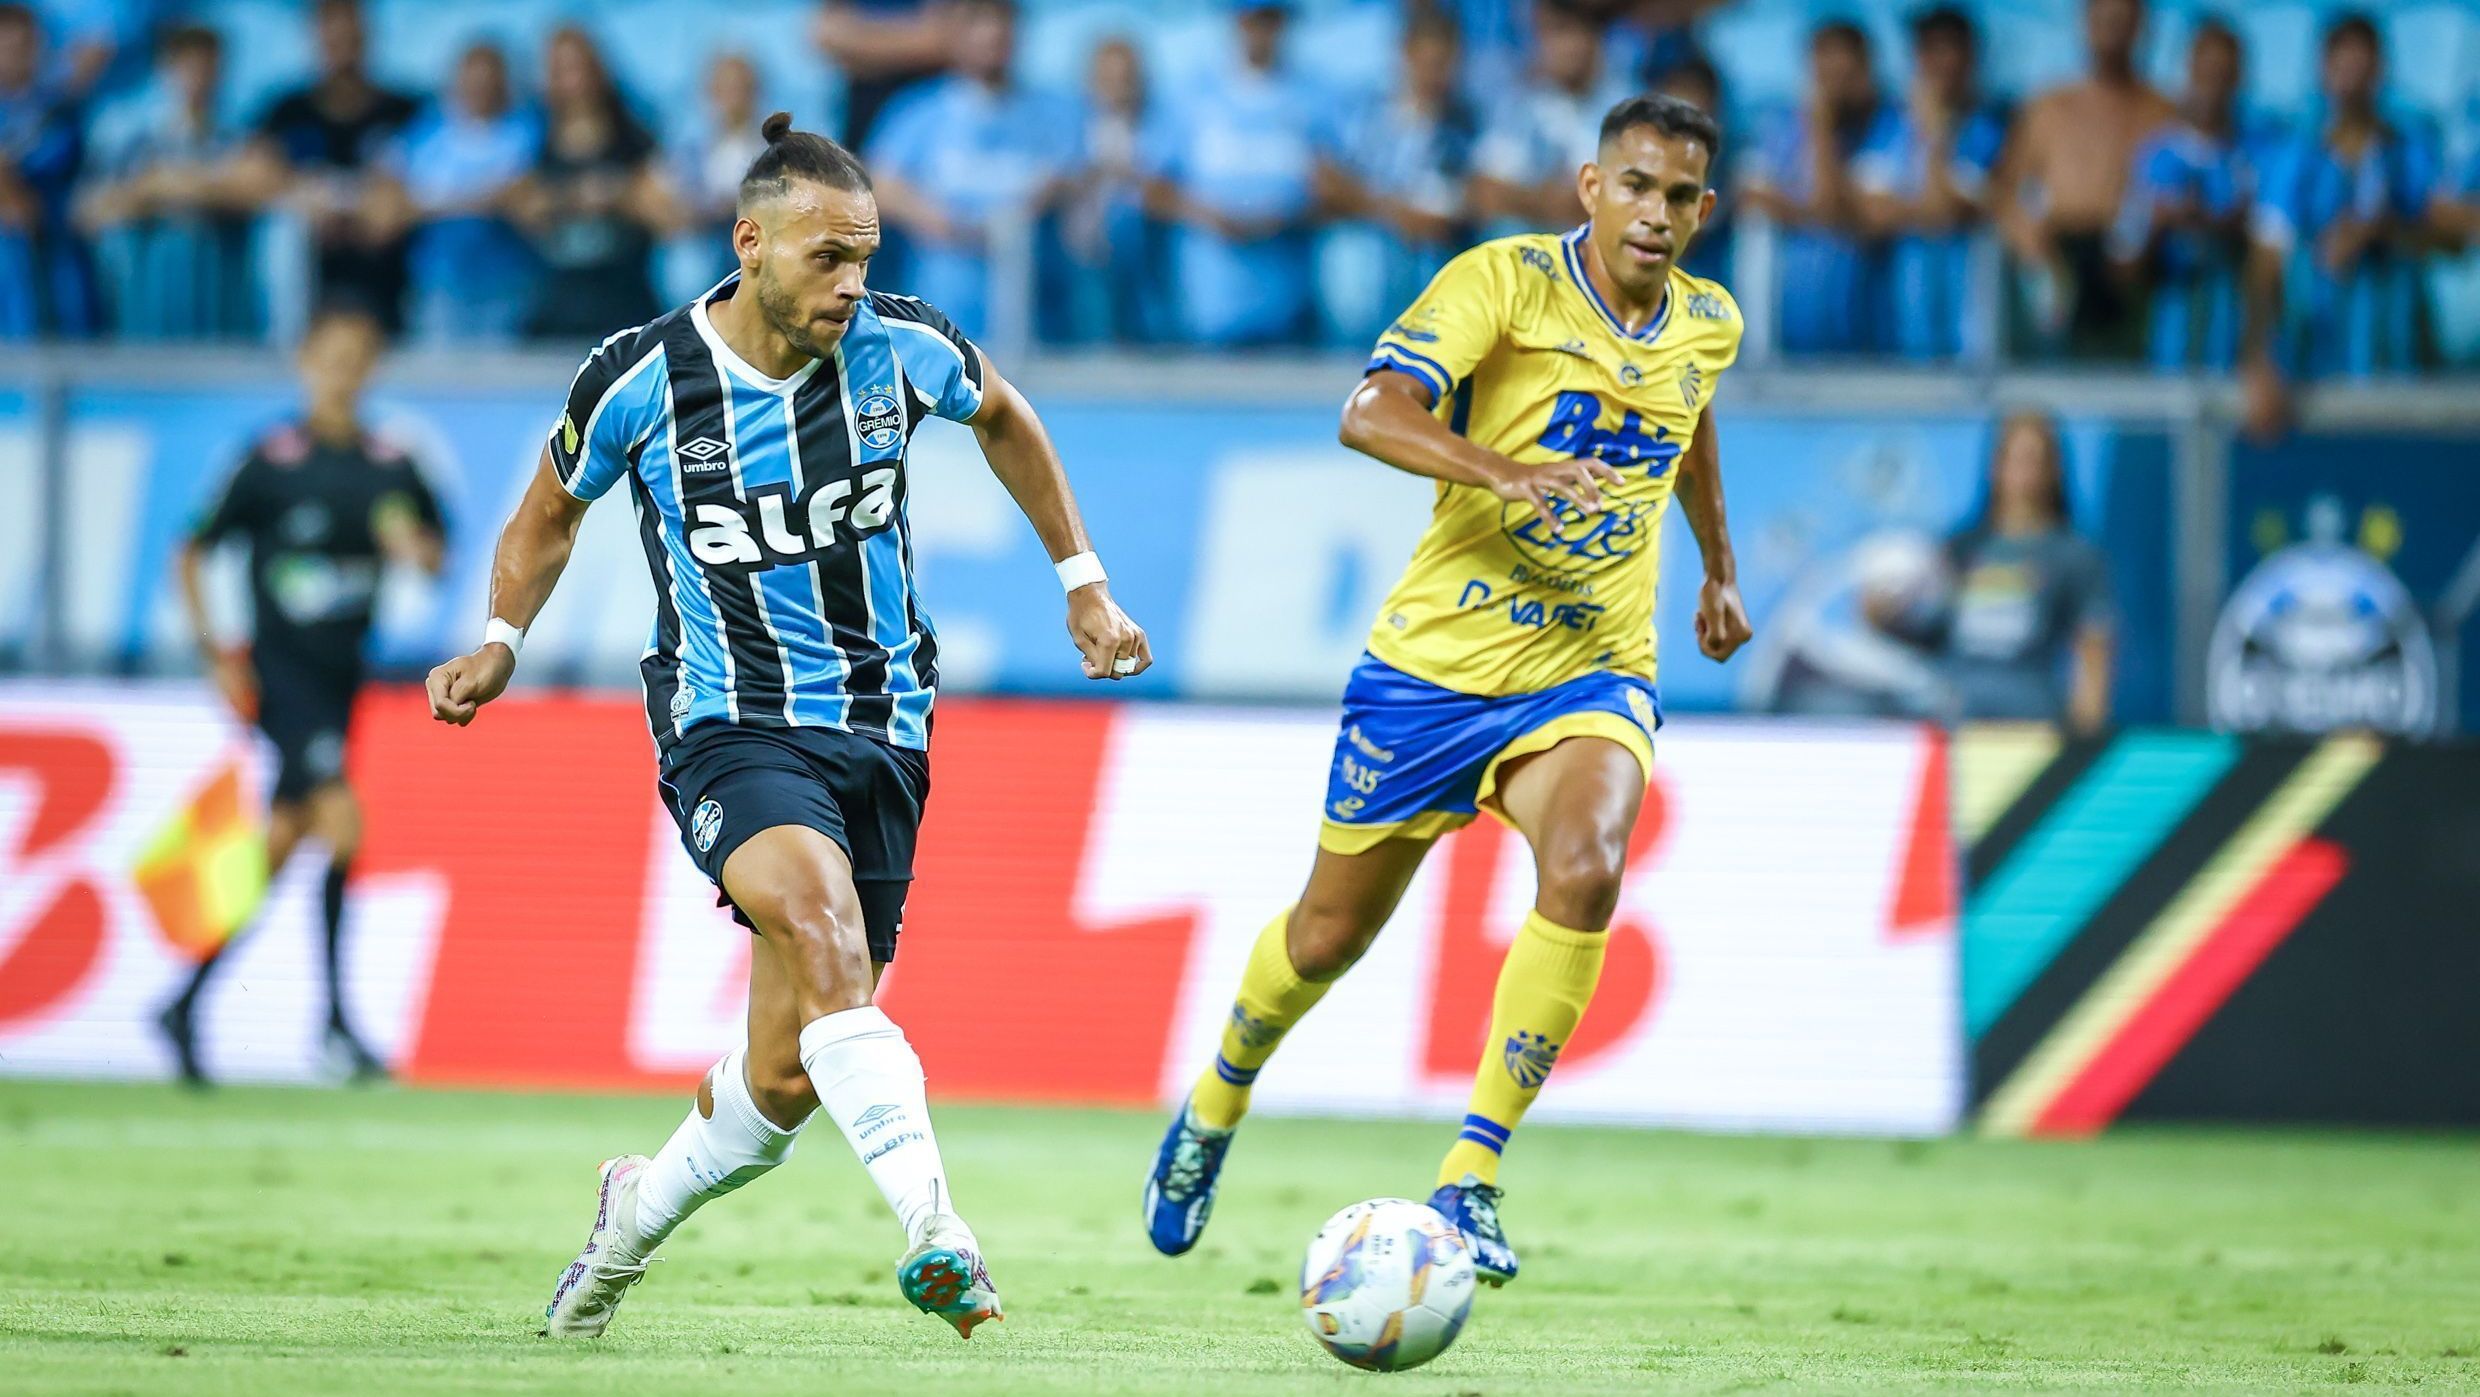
[1438,910,1607,1188]
[1189,909,1333,1130]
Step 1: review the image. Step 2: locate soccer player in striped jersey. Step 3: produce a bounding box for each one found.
[424,113,1150,1340]
[1143,95,1752,1285]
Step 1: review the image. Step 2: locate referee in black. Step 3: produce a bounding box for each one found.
[163,306,447,1085]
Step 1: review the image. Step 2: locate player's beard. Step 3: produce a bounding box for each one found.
[753,262,840,361]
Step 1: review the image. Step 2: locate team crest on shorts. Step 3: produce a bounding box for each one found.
[1626,687,1658,733]
[856,390,903,451]
[1503,1030,1562,1089]
[691,798,725,853]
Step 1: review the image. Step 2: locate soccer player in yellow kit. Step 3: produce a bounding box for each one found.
[1144,94,1752,1289]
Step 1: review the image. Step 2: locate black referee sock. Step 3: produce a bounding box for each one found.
[172,944,227,1020]
[320,860,352,1032]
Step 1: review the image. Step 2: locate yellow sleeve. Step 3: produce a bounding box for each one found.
[1365,243,1513,404]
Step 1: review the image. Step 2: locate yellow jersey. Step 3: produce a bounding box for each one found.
[1362,228,1742,697]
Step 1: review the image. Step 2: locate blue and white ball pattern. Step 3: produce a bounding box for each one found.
[1300,1198,1477,1371]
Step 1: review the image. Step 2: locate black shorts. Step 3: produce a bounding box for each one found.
[657,723,931,962]
[253,650,361,804]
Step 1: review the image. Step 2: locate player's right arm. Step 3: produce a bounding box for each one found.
[430,332,651,726]
[1341,244,1618,531]
[426,451,589,726]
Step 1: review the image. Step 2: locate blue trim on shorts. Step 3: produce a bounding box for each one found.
[1322,654,1659,831]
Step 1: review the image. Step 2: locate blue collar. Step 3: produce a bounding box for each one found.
[1560,226,1671,345]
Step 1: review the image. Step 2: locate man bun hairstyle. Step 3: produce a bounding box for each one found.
[739,111,873,209]
[1598,92,1724,165]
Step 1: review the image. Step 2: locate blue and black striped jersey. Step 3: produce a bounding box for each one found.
[548,277,985,754]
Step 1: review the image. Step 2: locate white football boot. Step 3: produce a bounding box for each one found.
[542,1155,654,1338]
[897,1208,1003,1339]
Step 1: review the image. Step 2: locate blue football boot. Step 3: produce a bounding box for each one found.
[1430,1174,1519,1286]
[1142,1097,1235,1256]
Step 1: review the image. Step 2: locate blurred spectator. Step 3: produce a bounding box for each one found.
[1337,5,1477,318]
[1738,20,1886,356]
[1433,0,1527,100]
[1851,5,2006,361]
[1992,0,2173,361]
[1881,410,2115,731]
[1059,35,1153,344]
[814,0,957,151]
[663,53,767,301]
[508,26,674,345]
[2434,142,2480,251]
[1651,55,1729,277]
[869,0,1078,341]
[370,43,538,345]
[1141,0,1346,348]
[2109,19,2258,372]
[76,23,252,338]
[1470,0,1625,232]
[1606,0,1722,89]
[0,2,93,337]
[2242,11,2434,429]
[232,0,418,334]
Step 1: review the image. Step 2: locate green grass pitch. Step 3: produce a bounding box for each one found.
[2,1081,2474,1393]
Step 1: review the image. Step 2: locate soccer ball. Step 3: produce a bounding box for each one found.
[1299,1198,1478,1371]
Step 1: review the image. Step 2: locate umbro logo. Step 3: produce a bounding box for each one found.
[679,436,730,472]
[854,1103,909,1139]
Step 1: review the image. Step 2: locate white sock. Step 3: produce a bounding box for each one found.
[798,1005,956,1246]
[628,1047,802,1256]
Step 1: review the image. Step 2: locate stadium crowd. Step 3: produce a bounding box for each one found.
[3,0,2478,377]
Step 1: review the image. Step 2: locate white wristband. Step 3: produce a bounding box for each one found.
[483,617,527,660]
[1055,551,1107,593]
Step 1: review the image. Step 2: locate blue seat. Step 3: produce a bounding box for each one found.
[1700,1,1812,114]
[594,0,831,133]
[1291,3,1397,101]
[1021,1,1155,96]
[191,0,315,121]
[2431,251,2480,367]
[2386,4,2476,122]
[2231,3,2318,118]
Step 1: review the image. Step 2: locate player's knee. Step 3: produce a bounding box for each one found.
[760,901,875,1007]
[265,804,308,863]
[1533,835,1627,930]
[1286,898,1383,980]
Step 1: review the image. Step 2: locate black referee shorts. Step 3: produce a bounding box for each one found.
[252,649,362,804]
[657,723,930,963]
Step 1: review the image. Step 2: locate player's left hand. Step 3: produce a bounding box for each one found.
[1067,584,1152,681]
[1695,577,1753,663]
